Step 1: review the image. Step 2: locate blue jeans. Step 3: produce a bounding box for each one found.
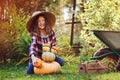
[27,56,65,74]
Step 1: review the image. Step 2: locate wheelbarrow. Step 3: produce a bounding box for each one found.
[91,30,120,64]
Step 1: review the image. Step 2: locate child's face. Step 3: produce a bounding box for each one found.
[37,16,45,30]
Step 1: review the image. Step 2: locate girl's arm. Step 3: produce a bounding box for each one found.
[29,36,37,57]
[51,30,57,46]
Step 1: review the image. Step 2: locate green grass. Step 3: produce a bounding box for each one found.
[0,62,120,80]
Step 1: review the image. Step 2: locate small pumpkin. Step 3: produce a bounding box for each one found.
[43,43,50,47]
[34,60,61,74]
[51,48,57,54]
[42,52,55,62]
[52,46,60,51]
[43,46,50,52]
[33,59,42,68]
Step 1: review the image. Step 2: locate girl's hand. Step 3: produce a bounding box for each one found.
[31,54,39,64]
[52,46,61,52]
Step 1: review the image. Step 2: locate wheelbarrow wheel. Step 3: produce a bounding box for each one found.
[116,58,120,71]
[93,48,119,63]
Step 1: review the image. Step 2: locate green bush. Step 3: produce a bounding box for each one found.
[0,5,30,64]
[78,0,120,59]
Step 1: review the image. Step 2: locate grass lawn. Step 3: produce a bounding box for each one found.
[0,61,120,80]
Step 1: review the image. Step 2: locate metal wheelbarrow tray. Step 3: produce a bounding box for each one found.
[91,30,120,62]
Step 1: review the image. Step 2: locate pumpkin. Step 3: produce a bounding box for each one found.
[43,44,60,54]
[34,60,61,74]
[43,46,50,52]
[33,59,42,68]
[43,43,50,47]
[52,46,60,51]
[43,47,58,54]
[51,48,57,54]
[42,52,55,62]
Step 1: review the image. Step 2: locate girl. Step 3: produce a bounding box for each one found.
[26,11,64,74]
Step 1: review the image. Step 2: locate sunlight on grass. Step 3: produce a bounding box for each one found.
[95,72,120,80]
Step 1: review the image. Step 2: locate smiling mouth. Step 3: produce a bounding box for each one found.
[40,24,45,26]
[38,24,45,29]
[40,25,44,27]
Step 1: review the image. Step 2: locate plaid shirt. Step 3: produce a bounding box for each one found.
[29,30,56,57]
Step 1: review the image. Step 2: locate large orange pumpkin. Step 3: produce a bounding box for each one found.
[34,60,61,74]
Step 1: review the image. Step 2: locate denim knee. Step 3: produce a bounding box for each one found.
[55,56,65,66]
[27,62,34,74]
